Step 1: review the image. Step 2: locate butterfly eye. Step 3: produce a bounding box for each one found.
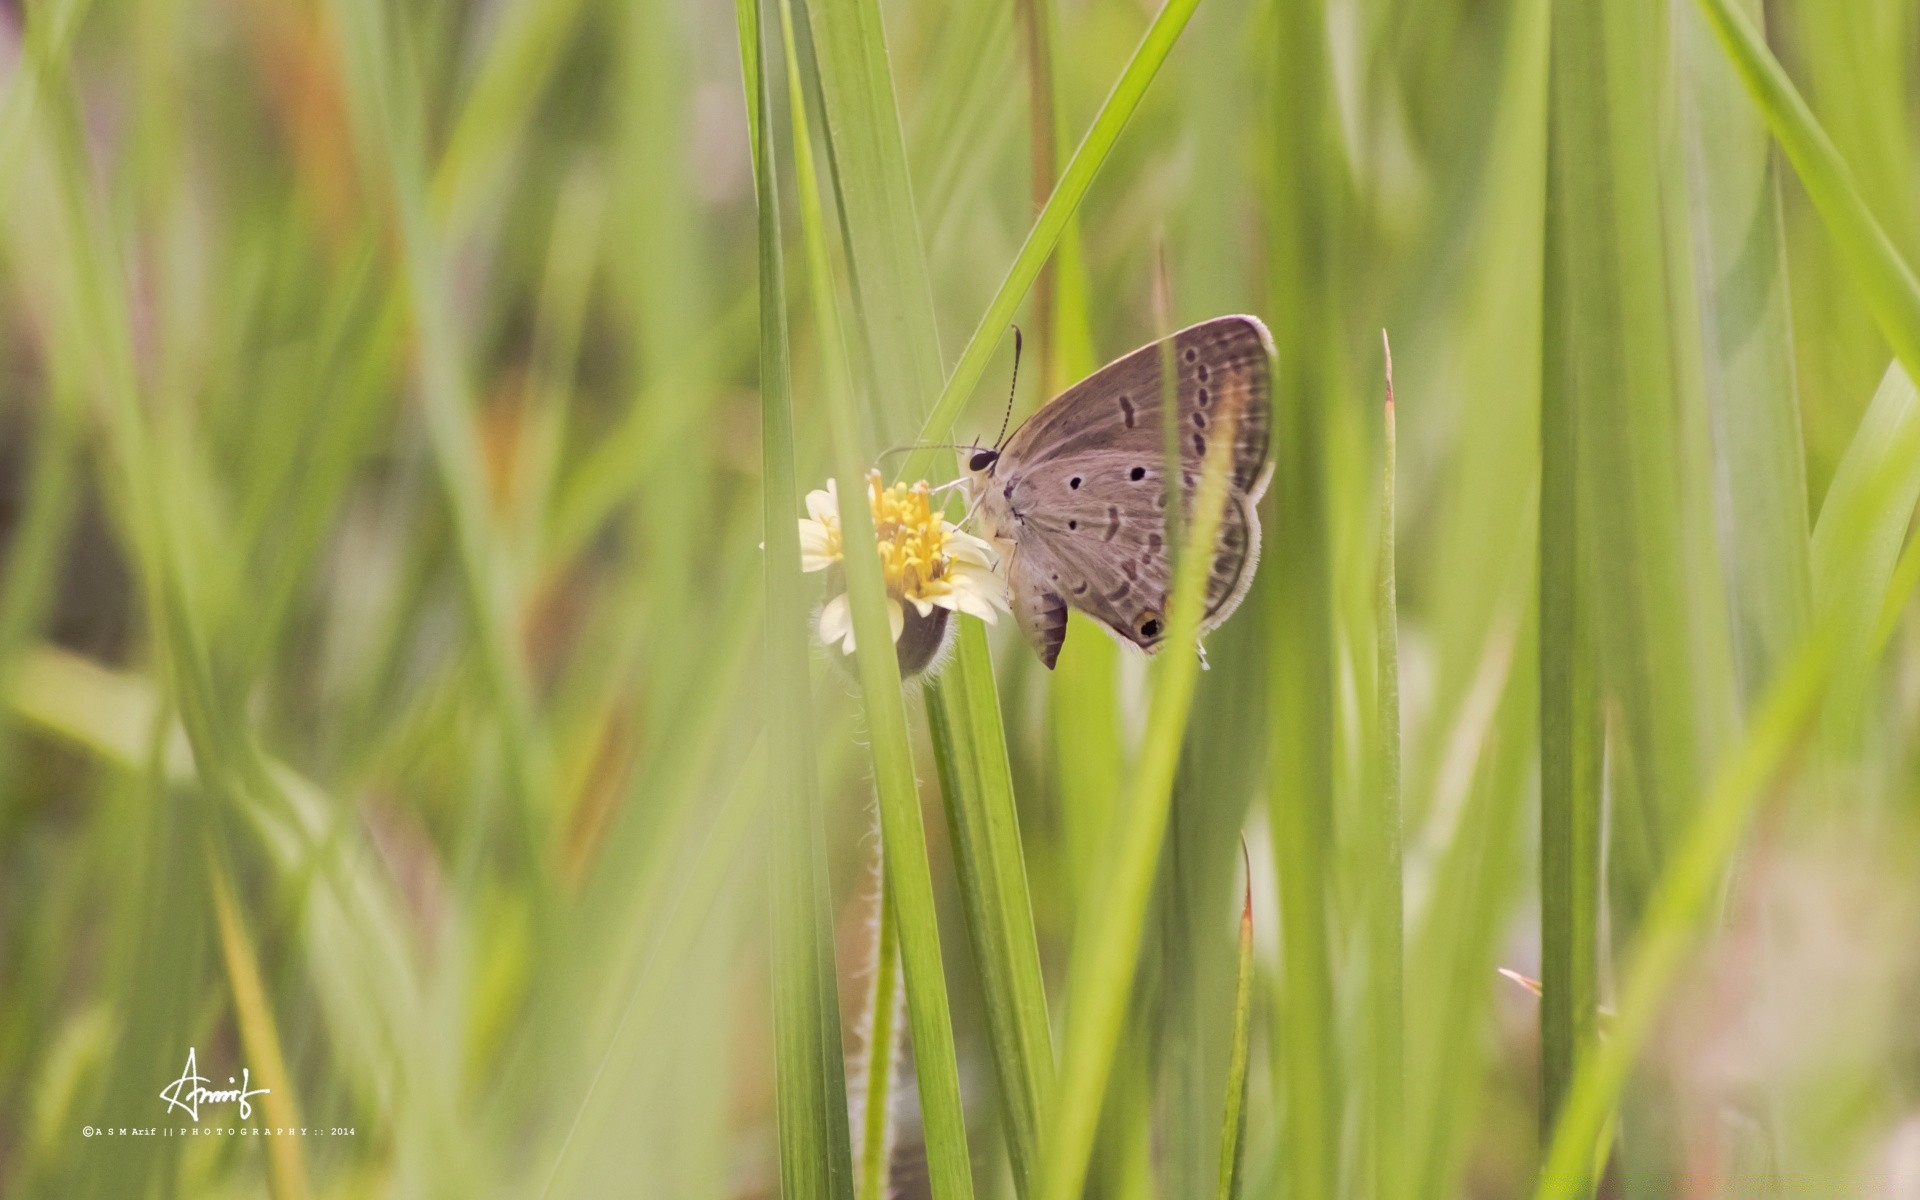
[970,449,998,472]
[1136,610,1164,640]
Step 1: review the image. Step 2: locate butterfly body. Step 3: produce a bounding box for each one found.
[965,315,1275,669]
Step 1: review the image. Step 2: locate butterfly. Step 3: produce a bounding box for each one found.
[964,315,1275,669]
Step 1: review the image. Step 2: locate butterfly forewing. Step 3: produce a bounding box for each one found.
[1001,315,1273,498]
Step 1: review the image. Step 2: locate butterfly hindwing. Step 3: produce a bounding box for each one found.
[1009,470,1260,651]
[1006,545,1068,669]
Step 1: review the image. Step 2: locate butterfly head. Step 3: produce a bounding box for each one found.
[968,447,999,474]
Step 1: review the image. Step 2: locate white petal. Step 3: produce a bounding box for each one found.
[910,595,935,618]
[798,520,838,571]
[944,528,999,566]
[887,598,905,644]
[948,587,1001,624]
[952,563,1011,611]
[818,593,854,653]
[805,483,839,523]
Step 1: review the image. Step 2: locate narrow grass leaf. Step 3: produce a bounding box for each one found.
[738,0,858,1194]
[797,0,1060,1189]
[205,850,309,1200]
[1537,145,1602,1187]
[1676,0,1812,705]
[1036,394,1246,1200]
[1369,336,1405,1200]
[853,871,904,1200]
[1537,404,1920,1194]
[782,3,976,1194]
[1215,847,1255,1200]
[1266,0,1341,1186]
[926,658,1054,1198]
[1809,362,1920,750]
[1690,0,1920,384]
[903,0,1208,483]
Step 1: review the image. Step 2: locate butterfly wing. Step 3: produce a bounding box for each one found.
[1005,543,1068,669]
[1000,315,1274,500]
[993,316,1273,660]
[1002,474,1260,652]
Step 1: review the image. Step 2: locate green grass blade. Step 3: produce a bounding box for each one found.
[1809,362,1920,750]
[1536,374,1920,1193]
[1368,337,1405,1200]
[824,382,977,1200]
[782,4,975,1195]
[1267,0,1341,1190]
[205,849,309,1200]
[1537,118,1602,1191]
[1541,1,1730,1183]
[1676,0,1812,704]
[1215,851,1255,1200]
[1690,0,1920,386]
[853,869,904,1200]
[925,649,1055,1198]
[738,0,858,1194]
[1036,385,1247,1200]
[800,0,945,429]
[797,0,1064,1190]
[903,0,1208,482]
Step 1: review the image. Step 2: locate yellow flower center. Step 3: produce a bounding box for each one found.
[865,471,948,601]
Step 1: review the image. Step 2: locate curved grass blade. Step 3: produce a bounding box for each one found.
[1536,412,1920,1194]
[1689,0,1920,381]
[781,4,975,1195]
[902,0,1208,483]
[1036,390,1246,1200]
[1809,362,1920,750]
[737,0,858,1195]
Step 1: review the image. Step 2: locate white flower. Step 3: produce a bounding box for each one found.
[799,471,1009,655]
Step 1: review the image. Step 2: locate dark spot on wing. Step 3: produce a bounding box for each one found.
[1069,476,1082,489]
[1105,506,1121,541]
[1197,387,1211,407]
[1193,433,1207,456]
[1193,411,1208,429]
[1196,363,1210,382]
[1119,395,1136,428]
[1183,347,1197,364]
[1068,519,1078,530]
[1131,465,1147,481]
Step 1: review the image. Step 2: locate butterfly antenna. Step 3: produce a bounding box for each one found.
[994,327,1022,450]
[876,442,972,463]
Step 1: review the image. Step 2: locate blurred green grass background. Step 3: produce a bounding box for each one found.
[6,0,1920,1196]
